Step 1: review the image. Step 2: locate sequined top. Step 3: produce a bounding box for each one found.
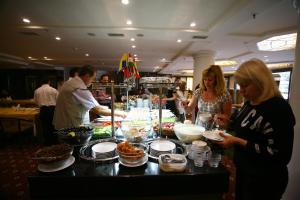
[193,88,231,126]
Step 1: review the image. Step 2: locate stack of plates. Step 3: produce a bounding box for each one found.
[92,142,117,159]
[150,140,176,158]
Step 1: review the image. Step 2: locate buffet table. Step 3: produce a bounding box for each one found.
[28,156,229,199]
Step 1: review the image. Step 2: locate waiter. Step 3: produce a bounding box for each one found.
[53,65,126,130]
[34,77,58,145]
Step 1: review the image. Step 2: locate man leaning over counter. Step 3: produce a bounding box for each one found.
[53,65,126,130]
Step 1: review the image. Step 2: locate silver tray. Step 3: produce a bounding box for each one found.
[79,138,123,163]
[145,138,187,161]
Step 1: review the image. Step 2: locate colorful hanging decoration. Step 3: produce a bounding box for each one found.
[119,53,140,79]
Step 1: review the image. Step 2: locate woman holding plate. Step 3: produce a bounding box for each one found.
[183,65,232,128]
[214,59,295,200]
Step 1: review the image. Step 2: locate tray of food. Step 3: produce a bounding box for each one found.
[145,138,187,161]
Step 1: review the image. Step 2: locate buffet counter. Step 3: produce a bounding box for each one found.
[28,156,229,200]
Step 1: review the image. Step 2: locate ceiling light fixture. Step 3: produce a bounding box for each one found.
[178,69,194,74]
[257,33,297,51]
[130,38,135,41]
[134,54,137,57]
[215,60,237,66]
[28,56,37,60]
[22,18,31,23]
[126,20,132,25]
[266,62,293,68]
[132,45,136,48]
[177,39,182,43]
[190,22,196,27]
[85,53,89,57]
[55,36,61,40]
[121,0,129,5]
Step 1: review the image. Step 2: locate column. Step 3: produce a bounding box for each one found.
[192,50,215,90]
[283,2,300,199]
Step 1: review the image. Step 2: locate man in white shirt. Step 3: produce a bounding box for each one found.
[34,77,59,145]
[53,65,126,130]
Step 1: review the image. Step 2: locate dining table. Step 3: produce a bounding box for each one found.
[0,107,40,136]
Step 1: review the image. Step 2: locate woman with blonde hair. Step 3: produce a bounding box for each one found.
[184,65,232,127]
[215,59,295,200]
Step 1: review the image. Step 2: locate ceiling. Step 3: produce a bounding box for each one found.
[0,0,298,74]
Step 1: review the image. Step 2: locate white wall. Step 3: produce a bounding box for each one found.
[283,7,300,200]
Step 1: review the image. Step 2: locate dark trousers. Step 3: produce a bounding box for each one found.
[235,167,288,200]
[40,106,57,145]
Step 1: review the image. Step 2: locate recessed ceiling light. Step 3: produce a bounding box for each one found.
[85,53,89,57]
[55,36,61,40]
[263,55,268,58]
[130,38,135,41]
[190,22,196,27]
[134,54,137,57]
[44,57,48,59]
[121,0,129,5]
[215,60,237,66]
[22,18,30,23]
[126,20,132,25]
[28,56,37,60]
[177,39,182,43]
[132,45,136,48]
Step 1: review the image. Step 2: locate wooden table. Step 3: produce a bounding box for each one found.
[0,107,40,136]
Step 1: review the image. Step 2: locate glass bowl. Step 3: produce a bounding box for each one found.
[121,123,150,143]
[56,126,93,146]
[173,123,205,144]
[116,142,148,164]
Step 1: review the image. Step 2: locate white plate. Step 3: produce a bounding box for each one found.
[119,153,148,167]
[92,142,117,154]
[202,131,231,141]
[38,156,75,172]
[150,140,176,152]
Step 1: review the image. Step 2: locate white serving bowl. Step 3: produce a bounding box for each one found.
[173,123,205,144]
[199,113,212,122]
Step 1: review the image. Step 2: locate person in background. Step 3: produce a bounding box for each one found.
[34,76,59,145]
[0,89,12,101]
[68,67,79,80]
[93,74,113,108]
[165,86,178,116]
[53,65,126,130]
[57,76,65,92]
[183,65,232,126]
[175,81,187,123]
[214,59,295,200]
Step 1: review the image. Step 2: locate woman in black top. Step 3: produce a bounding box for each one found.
[215,59,295,200]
